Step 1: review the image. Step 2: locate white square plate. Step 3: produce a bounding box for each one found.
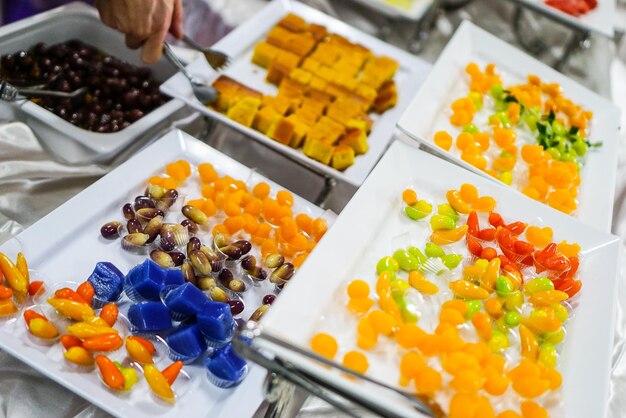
[262,139,620,418]
[397,20,621,232]
[160,0,431,187]
[0,129,329,418]
[505,0,615,38]
[344,0,434,21]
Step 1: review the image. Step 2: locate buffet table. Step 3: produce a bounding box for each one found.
[0,0,624,417]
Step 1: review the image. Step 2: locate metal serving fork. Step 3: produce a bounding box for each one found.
[181,34,231,71]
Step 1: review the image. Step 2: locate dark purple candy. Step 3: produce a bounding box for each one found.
[227,300,245,316]
[262,294,276,305]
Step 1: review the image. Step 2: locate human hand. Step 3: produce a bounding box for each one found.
[95,0,183,64]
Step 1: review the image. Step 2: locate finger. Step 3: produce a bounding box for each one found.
[141,28,168,64]
[95,0,115,28]
[125,35,145,50]
[170,0,184,39]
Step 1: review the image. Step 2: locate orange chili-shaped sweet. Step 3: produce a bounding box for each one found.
[430,225,468,245]
[83,333,123,352]
[161,361,183,385]
[535,243,558,262]
[0,252,28,295]
[76,281,95,305]
[55,288,86,304]
[466,211,480,237]
[127,336,156,355]
[60,334,83,350]
[557,279,582,298]
[95,355,125,390]
[65,346,94,366]
[23,309,47,325]
[505,221,527,236]
[495,227,515,250]
[488,212,505,228]
[28,281,44,297]
[99,303,118,327]
[16,252,29,282]
[144,364,175,403]
[125,337,154,364]
[513,240,534,256]
[478,227,496,241]
[562,256,579,278]
[28,318,59,339]
[0,285,13,300]
[467,237,483,258]
[47,298,94,321]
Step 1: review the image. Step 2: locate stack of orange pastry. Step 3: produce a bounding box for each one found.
[210,13,399,172]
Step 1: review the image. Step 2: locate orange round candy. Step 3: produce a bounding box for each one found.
[396,323,425,349]
[198,163,218,183]
[414,366,442,394]
[203,199,217,217]
[148,176,164,186]
[525,226,553,249]
[459,183,478,204]
[521,145,544,164]
[295,214,314,234]
[161,177,178,190]
[342,351,369,374]
[311,218,328,241]
[473,196,496,212]
[547,189,577,214]
[253,182,271,199]
[402,189,417,206]
[224,216,245,234]
[165,162,187,181]
[456,132,475,151]
[451,369,485,393]
[493,128,516,148]
[292,252,309,268]
[224,201,241,217]
[368,310,395,335]
[255,223,272,239]
[520,401,548,418]
[279,218,298,241]
[434,131,453,151]
[498,411,522,418]
[311,333,338,359]
[347,280,370,299]
[212,224,229,237]
[276,190,294,207]
[357,317,378,350]
[400,351,426,378]
[261,239,278,258]
[244,198,263,217]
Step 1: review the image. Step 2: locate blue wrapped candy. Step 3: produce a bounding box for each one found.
[166,323,208,362]
[87,262,124,308]
[163,283,209,320]
[128,302,172,333]
[164,269,185,287]
[197,301,234,347]
[124,259,166,301]
[204,343,248,388]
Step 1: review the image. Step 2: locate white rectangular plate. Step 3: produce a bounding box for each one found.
[160,0,431,187]
[397,20,620,232]
[0,129,329,418]
[505,0,615,38]
[345,0,434,21]
[262,139,620,418]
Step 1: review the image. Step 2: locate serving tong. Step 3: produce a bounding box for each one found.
[234,321,442,418]
[0,79,87,102]
[162,43,220,105]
